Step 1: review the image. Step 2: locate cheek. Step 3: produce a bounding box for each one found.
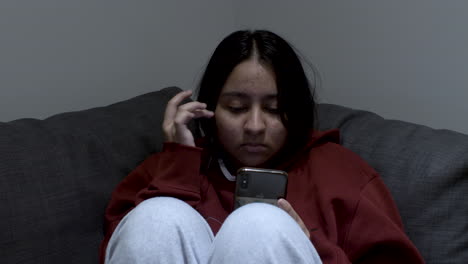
[269,120,288,143]
[215,111,239,140]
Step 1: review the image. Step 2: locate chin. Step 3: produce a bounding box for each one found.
[238,157,269,168]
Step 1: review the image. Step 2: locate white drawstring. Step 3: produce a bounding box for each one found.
[218,158,236,182]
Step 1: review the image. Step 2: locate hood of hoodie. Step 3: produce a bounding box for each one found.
[275,129,341,171]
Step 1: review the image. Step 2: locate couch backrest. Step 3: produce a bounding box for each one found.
[0,87,182,263]
[2,86,466,264]
[317,103,468,264]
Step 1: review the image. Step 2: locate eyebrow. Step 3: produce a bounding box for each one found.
[219,91,277,100]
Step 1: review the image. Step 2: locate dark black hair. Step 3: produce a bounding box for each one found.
[196,29,317,157]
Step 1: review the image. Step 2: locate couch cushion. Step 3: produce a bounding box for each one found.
[0,86,183,263]
[317,103,468,264]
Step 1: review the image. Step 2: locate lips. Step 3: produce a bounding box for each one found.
[241,143,268,153]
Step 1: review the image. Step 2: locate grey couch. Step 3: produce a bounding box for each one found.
[1,86,467,263]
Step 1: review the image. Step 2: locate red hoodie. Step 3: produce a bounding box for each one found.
[100,130,424,263]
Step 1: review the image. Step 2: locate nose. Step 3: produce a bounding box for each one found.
[244,107,266,135]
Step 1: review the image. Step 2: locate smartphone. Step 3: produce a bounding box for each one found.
[234,167,288,210]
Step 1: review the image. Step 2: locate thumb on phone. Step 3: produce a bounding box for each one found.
[278,198,310,239]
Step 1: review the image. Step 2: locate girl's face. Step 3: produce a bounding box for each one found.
[215,59,287,168]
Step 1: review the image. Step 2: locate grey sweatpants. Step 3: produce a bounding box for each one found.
[105,197,322,264]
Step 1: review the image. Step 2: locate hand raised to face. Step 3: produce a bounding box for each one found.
[163,90,214,147]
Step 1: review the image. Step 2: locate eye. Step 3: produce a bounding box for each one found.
[227,106,247,114]
[264,107,279,114]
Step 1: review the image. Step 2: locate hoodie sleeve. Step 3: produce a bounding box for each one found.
[99,142,204,263]
[344,175,425,263]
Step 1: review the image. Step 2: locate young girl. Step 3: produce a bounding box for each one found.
[100,30,424,264]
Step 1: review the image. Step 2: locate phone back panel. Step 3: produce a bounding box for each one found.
[234,168,288,209]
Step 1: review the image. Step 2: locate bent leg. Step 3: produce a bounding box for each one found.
[105,197,214,264]
[208,203,322,264]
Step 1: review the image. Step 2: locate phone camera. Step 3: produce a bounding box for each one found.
[241,175,248,188]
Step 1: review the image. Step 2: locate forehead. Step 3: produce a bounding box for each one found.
[221,59,277,97]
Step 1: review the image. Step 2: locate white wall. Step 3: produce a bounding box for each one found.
[3,1,467,134]
[234,0,468,134]
[0,0,235,121]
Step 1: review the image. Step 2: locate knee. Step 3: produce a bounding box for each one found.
[106,197,200,258]
[119,197,200,232]
[223,203,297,236]
[136,196,188,210]
[211,203,321,263]
[210,203,319,263]
[127,196,197,225]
